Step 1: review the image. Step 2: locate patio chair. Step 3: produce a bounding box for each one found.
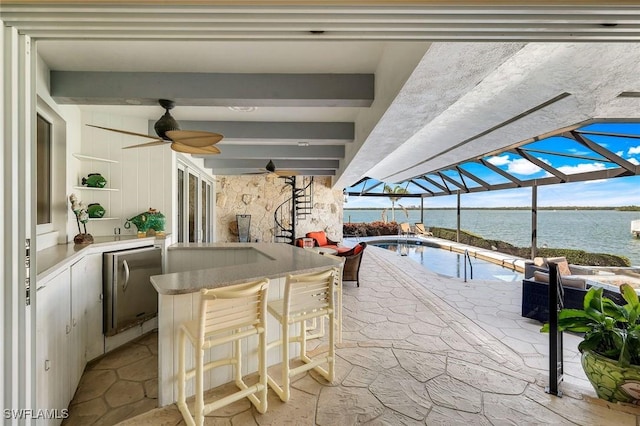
[337,242,367,287]
[414,223,433,237]
[399,222,414,236]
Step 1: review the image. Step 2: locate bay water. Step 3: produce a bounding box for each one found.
[344,208,640,267]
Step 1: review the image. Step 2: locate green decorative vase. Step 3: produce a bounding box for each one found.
[581,350,640,403]
[82,173,107,188]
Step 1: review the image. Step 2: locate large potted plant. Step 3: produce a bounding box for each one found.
[542,283,640,403]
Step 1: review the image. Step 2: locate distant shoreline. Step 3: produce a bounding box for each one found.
[344,206,640,211]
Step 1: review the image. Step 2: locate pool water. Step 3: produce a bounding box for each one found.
[374,242,524,282]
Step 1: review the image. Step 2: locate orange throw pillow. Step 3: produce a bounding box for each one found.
[306,231,327,247]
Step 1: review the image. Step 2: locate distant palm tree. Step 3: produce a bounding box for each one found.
[383,184,410,222]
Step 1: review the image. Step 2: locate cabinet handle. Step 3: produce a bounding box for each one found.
[66,324,71,334]
[122,260,130,292]
[44,360,50,371]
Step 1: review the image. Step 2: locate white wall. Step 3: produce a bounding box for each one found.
[74,112,175,238]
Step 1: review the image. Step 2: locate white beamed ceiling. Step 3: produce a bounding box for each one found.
[4,2,640,184]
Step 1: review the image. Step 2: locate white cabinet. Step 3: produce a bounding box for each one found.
[70,254,105,384]
[82,253,105,361]
[36,253,104,424]
[36,268,71,424]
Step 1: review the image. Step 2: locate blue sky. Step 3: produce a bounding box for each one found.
[345,122,640,208]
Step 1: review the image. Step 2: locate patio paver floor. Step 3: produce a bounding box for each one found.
[71,244,640,425]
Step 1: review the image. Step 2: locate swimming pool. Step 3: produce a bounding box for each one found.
[373,241,524,282]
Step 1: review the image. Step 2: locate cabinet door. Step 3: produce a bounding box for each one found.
[36,268,71,425]
[70,257,87,392]
[84,253,104,361]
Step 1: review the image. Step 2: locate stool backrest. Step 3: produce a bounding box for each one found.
[198,279,269,343]
[284,268,337,320]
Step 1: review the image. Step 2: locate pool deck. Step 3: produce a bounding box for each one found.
[112,242,640,425]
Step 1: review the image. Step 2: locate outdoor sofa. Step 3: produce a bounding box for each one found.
[521,256,625,322]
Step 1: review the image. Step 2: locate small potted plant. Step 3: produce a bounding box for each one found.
[542,283,640,403]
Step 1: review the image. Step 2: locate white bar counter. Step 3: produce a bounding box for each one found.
[151,242,341,406]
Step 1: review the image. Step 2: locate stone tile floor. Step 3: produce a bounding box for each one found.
[62,332,159,425]
[66,245,640,425]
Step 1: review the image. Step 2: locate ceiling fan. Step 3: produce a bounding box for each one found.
[245,160,299,177]
[87,99,223,154]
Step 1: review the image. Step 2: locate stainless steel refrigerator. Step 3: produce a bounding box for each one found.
[103,246,162,336]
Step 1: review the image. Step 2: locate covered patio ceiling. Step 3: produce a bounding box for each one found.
[3,2,640,183]
[346,121,640,198]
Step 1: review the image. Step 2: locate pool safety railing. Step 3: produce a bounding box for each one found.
[463,249,473,282]
[546,262,564,397]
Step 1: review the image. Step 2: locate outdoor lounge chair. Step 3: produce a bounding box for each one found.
[399,222,414,236]
[414,223,433,237]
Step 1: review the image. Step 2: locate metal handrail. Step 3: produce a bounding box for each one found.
[546,262,564,397]
[463,249,473,282]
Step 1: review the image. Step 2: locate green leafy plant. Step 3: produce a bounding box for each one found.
[542,283,640,367]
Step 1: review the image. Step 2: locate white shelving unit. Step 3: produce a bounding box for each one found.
[73,153,120,224]
[72,153,118,164]
[73,186,119,192]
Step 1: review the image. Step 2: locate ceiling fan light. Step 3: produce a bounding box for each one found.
[154,111,181,140]
[266,160,276,173]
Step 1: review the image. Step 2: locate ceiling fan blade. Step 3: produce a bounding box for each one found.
[170,142,221,154]
[166,130,224,147]
[122,140,166,149]
[87,124,159,140]
[276,170,299,176]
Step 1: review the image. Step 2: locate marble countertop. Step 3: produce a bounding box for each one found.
[36,235,164,280]
[151,242,341,295]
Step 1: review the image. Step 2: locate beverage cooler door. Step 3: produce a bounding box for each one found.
[104,246,162,336]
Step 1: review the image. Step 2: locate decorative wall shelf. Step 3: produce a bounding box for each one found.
[88,217,120,221]
[73,153,118,164]
[73,186,119,192]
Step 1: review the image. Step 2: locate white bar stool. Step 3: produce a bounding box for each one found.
[266,267,338,402]
[305,254,344,344]
[177,279,269,426]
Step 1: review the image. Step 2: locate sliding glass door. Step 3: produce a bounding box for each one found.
[177,161,214,243]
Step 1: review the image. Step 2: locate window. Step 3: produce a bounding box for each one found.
[36,114,52,225]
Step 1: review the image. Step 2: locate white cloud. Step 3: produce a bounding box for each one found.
[616,150,624,156]
[507,158,542,175]
[629,158,640,166]
[487,155,510,166]
[629,145,640,155]
[557,162,607,174]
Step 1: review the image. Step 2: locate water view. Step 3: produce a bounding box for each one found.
[344,208,640,267]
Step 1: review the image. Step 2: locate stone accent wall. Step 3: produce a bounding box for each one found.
[215,175,343,243]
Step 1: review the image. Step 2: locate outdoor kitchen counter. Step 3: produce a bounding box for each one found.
[150,242,340,295]
[153,242,342,406]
